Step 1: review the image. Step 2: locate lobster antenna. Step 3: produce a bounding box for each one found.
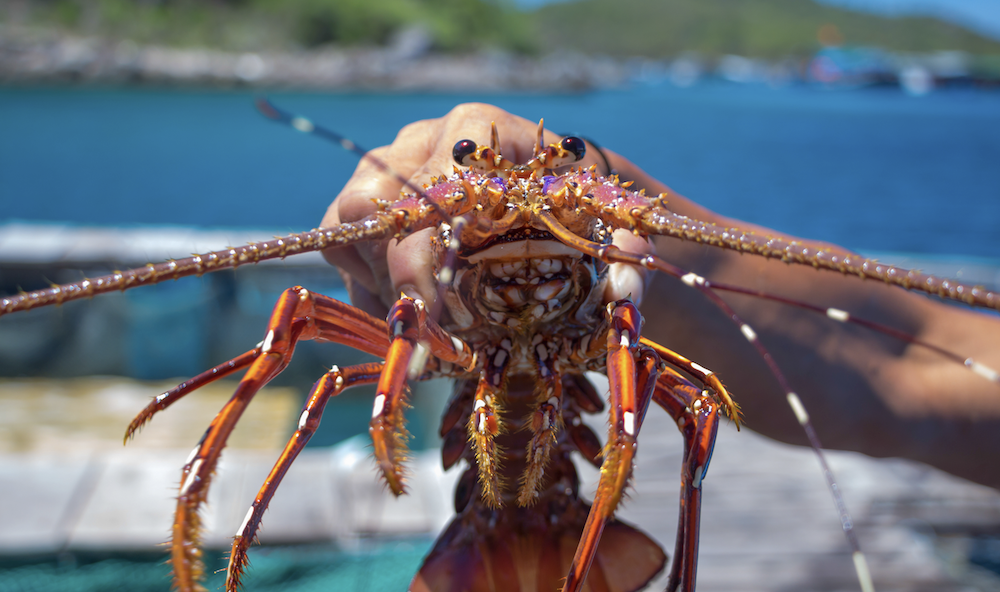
[255,98,455,227]
[255,97,465,321]
[704,280,999,385]
[1,100,465,317]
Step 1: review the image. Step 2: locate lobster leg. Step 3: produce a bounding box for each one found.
[168,286,394,591]
[370,296,474,494]
[125,295,391,441]
[653,374,721,592]
[468,342,511,508]
[370,298,421,494]
[563,300,660,592]
[125,348,262,441]
[226,362,384,590]
[641,339,739,428]
[519,337,565,506]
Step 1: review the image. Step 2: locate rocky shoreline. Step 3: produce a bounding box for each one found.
[3,25,997,93]
[0,26,628,91]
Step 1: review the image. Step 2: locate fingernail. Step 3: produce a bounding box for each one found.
[398,283,426,305]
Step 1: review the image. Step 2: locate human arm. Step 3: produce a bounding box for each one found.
[615,156,1000,489]
[320,103,1000,489]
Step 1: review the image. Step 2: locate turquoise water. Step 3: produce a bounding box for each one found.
[0,541,431,592]
[1,84,999,257]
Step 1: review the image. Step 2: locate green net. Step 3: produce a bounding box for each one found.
[0,540,431,592]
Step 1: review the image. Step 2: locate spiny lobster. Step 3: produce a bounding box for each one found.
[2,100,999,592]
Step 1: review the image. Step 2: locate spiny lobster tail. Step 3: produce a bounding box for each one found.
[410,500,666,592]
[0,222,397,316]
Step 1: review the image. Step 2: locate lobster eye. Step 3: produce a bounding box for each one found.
[560,136,586,162]
[453,139,477,166]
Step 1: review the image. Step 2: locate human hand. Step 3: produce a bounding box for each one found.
[320,102,649,318]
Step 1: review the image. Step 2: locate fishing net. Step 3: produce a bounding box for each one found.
[0,540,430,592]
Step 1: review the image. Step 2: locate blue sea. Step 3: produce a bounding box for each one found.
[1,83,999,258]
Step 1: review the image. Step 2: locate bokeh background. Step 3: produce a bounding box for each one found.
[1,1,1000,590]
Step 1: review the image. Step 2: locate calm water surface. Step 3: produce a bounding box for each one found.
[1,84,998,257]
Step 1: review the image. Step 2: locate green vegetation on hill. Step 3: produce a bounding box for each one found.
[4,0,537,54]
[5,0,1000,58]
[534,0,1000,58]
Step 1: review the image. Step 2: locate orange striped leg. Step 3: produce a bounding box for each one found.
[125,348,261,441]
[413,298,476,371]
[169,286,391,591]
[126,291,392,444]
[653,374,721,592]
[539,209,875,592]
[640,337,740,428]
[226,362,383,591]
[370,298,420,495]
[563,300,660,592]
[519,336,565,506]
[468,340,510,508]
[370,296,474,495]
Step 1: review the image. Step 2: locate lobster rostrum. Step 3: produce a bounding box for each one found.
[2,101,999,592]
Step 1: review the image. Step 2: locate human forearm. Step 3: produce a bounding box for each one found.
[605,149,1000,488]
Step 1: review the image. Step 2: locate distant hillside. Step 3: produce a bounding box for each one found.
[533,0,1000,58]
[4,0,1000,58]
[0,0,537,54]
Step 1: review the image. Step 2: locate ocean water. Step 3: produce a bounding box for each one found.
[1,83,998,258]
